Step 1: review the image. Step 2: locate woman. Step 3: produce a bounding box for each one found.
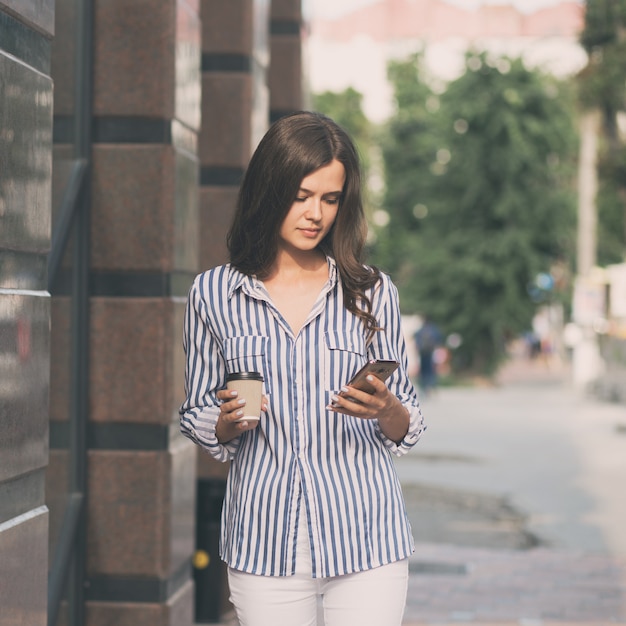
[180,111,425,626]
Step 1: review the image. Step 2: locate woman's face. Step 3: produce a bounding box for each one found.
[278,159,345,255]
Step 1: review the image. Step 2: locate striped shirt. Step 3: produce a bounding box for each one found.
[179,257,425,578]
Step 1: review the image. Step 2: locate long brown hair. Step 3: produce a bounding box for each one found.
[227,111,381,336]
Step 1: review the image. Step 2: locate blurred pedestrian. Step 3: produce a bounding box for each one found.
[179,111,425,626]
[413,316,444,396]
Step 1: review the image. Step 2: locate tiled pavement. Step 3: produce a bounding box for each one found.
[403,542,626,625]
[401,367,626,625]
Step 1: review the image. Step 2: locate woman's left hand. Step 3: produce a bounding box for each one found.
[327,375,409,443]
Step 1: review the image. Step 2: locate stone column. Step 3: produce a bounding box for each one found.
[199,0,270,272]
[84,0,201,623]
[269,0,304,122]
[0,2,54,625]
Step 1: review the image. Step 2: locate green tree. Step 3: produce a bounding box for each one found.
[312,87,372,175]
[578,0,626,264]
[374,53,442,276]
[379,52,578,374]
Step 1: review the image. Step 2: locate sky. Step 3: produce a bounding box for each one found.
[306,0,584,20]
[304,0,587,122]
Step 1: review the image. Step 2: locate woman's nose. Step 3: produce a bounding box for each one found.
[304,197,322,220]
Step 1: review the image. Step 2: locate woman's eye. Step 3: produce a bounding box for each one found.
[325,198,339,205]
[295,196,307,202]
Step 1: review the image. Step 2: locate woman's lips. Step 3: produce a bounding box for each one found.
[300,228,321,238]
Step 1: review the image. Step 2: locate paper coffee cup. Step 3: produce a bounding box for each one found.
[226,372,264,422]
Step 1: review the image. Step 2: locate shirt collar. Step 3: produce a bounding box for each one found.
[227,256,338,299]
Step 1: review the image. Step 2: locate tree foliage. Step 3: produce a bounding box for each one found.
[375,55,441,270]
[374,52,578,374]
[312,87,373,175]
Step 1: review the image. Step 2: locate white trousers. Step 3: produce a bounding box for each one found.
[227,515,409,626]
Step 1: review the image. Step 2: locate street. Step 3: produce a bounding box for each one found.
[398,356,626,625]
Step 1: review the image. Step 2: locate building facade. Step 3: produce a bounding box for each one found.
[0,0,304,624]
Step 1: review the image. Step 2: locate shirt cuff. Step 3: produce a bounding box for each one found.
[180,406,240,462]
[378,403,426,457]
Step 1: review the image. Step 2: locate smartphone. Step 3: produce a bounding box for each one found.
[339,359,399,399]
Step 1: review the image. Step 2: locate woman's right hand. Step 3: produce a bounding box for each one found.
[215,389,265,443]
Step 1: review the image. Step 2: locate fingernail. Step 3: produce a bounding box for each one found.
[230,390,238,396]
[341,386,350,393]
[237,398,246,405]
[331,395,340,403]
[366,375,374,381]
[235,409,244,417]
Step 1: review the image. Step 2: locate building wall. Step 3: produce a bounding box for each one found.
[0,2,54,625]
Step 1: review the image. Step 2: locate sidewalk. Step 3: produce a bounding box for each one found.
[400,354,626,625]
[404,542,626,625]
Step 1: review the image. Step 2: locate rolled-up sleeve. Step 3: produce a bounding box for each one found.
[378,403,426,456]
[179,275,240,462]
[369,274,427,456]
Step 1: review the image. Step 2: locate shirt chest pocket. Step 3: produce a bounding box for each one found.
[223,335,270,389]
[324,330,367,392]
